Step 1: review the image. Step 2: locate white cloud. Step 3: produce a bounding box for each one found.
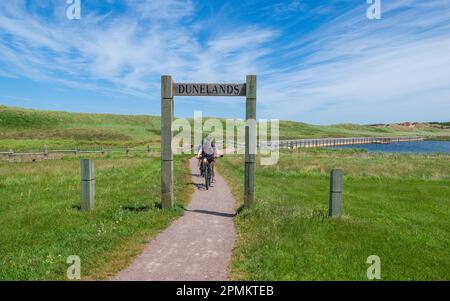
[0,0,449,123]
[255,0,450,124]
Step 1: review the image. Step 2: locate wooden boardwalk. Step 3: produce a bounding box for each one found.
[273,136,424,149]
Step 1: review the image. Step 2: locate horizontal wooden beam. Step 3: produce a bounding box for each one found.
[173,83,246,96]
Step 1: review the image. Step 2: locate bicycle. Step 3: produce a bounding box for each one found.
[200,155,223,190]
[202,158,212,190]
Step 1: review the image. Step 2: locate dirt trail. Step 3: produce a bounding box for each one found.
[115,157,236,281]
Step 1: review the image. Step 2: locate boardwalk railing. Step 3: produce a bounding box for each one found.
[228,136,424,151]
[266,136,424,149]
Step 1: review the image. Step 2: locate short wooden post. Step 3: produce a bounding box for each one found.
[161,75,174,209]
[8,149,13,161]
[147,144,150,153]
[44,145,48,158]
[329,169,343,218]
[81,159,95,211]
[245,75,257,208]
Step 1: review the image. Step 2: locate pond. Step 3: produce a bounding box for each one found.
[332,140,450,154]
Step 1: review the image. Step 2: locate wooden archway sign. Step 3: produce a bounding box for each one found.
[160,75,256,209]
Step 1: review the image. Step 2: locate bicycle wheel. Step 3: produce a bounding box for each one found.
[204,166,209,190]
[207,166,212,188]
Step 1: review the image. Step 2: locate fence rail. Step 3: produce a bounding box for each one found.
[0,145,157,161]
[1,136,425,161]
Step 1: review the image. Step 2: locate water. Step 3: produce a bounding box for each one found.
[333,140,450,154]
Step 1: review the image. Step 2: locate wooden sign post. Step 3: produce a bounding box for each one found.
[160,75,257,209]
[245,75,257,208]
[161,76,174,209]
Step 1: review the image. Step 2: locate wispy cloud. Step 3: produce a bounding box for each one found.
[261,0,304,18]
[0,0,449,123]
[0,0,274,97]
[256,0,450,124]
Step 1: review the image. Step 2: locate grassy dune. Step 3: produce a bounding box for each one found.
[0,153,192,280]
[2,105,450,152]
[0,105,162,151]
[219,149,450,280]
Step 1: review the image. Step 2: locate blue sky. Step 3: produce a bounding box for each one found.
[0,0,449,124]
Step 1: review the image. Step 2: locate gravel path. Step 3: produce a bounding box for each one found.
[115,157,236,281]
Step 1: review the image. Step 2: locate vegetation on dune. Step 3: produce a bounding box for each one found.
[219,149,450,280]
[0,105,162,151]
[1,105,450,152]
[429,122,450,127]
[0,154,193,280]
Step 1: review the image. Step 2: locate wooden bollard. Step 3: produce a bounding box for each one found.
[44,145,48,158]
[329,169,343,218]
[8,149,13,161]
[81,159,95,211]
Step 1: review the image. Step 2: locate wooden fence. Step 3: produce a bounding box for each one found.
[1,136,425,161]
[0,145,156,161]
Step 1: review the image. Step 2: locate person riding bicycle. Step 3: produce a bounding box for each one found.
[197,138,218,183]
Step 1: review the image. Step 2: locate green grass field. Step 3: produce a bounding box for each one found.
[0,153,192,280]
[2,105,450,152]
[1,105,450,281]
[219,149,450,280]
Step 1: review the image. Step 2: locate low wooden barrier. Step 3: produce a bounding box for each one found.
[0,146,157,162]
